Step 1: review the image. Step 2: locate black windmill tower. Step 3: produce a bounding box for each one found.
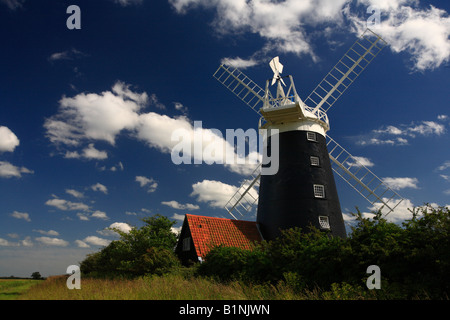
[213,29,404,240]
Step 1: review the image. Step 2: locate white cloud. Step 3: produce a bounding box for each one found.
[44,81,146,146]
[347,1,450,71]
[108,222,132,234]
[75,240,90,248]
[66,189,84,198]
[48,48,85,62]
[44,82,260,176]
[0,161,33,178]
[220,57,259,69]
[190,179,238,208]
[170,0,349,61]
[77,213,90,221]
[81,236,110,247]
[382,177,419,190]
[135,176,158,193]
[20,236,33,247]
[10,211,31,222]
[35,237,69,247]
[64,144,108,160]
[171,213,185,221]
[345,198,416,224]
[91,210,109,220]
[346,156,375,168]
[33,229,59,236]
[437,160,450,171]
[356,120,446,146]
[91,183,108,194]
[45,197,90,211]
[114,0,142,6]
[170,0,450,71]
[162,200,200,210]
[0,126,20,152]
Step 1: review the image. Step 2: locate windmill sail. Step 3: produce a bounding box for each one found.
[213,64,268,114]
[224,164,261,220]
[326,134,403,215]
[305,29,388,114]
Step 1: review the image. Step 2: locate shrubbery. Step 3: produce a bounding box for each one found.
[80,214,180,278]
[79,206,449,299]
[197,205,450,299]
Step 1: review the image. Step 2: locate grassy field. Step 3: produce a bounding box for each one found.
[0,279,42,300]
[15,274,341,300]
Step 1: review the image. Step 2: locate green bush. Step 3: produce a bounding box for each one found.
[198,205,450,299]
[80,214,179,278]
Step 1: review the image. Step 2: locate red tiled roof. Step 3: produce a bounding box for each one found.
[185,214,262,259]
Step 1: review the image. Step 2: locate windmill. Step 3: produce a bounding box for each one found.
[213,29,404,240]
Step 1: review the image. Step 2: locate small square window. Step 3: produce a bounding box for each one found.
[307,132,317,142]
[310,156,320,166]
[318,216,330,230]
[313,184,325,198]
[182,237,191,251]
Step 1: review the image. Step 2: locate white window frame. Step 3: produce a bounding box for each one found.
[318,216,331,230]
[310,156,320,166]
[313,184,325,198]
[307,132,317,142]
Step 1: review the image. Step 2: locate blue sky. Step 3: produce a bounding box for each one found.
[0,0,449,277]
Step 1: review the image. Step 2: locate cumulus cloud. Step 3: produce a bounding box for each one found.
[44,81,147,146]
[33,229,59,236]
[48,48,86,62]
[344,198,416,224]
[35,236,69,247]
[114,0,142,6]
[345,156,375,168]
[78,236,110,247]
[91,183,108,194]
[135,176,158,193]
[110,222,132,233]
[220,57,259,69]
[0,161,33,178]
[355,120,446,146]
[65,189,84,199]
[161,200,200,210]
[0,126,20,152]
[190,180,238,208]
[44,81,260,175]
[170,0,450,71]
[45,197,90,211]
[91,210,109,220]
[348,1,450,71]
[382,177,419,190]
[10,211,31,222]
[64,144,108,160]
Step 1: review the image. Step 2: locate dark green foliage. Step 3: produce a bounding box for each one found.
[198,205,450,299]
[80,214,180,278]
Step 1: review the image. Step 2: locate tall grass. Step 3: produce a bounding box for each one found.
[19,274,325,300]
[0,279,41,300]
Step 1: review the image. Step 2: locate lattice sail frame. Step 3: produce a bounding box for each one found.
[214,29,403,220]
[304,29,388,114]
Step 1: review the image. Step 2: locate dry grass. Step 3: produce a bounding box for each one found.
[18,274,316,300]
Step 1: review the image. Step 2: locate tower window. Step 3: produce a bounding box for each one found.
[313,184,325,198]
[310,156,320,166]
[182,237,191,251]
[307,132,317,142]
[318,216,331,230]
